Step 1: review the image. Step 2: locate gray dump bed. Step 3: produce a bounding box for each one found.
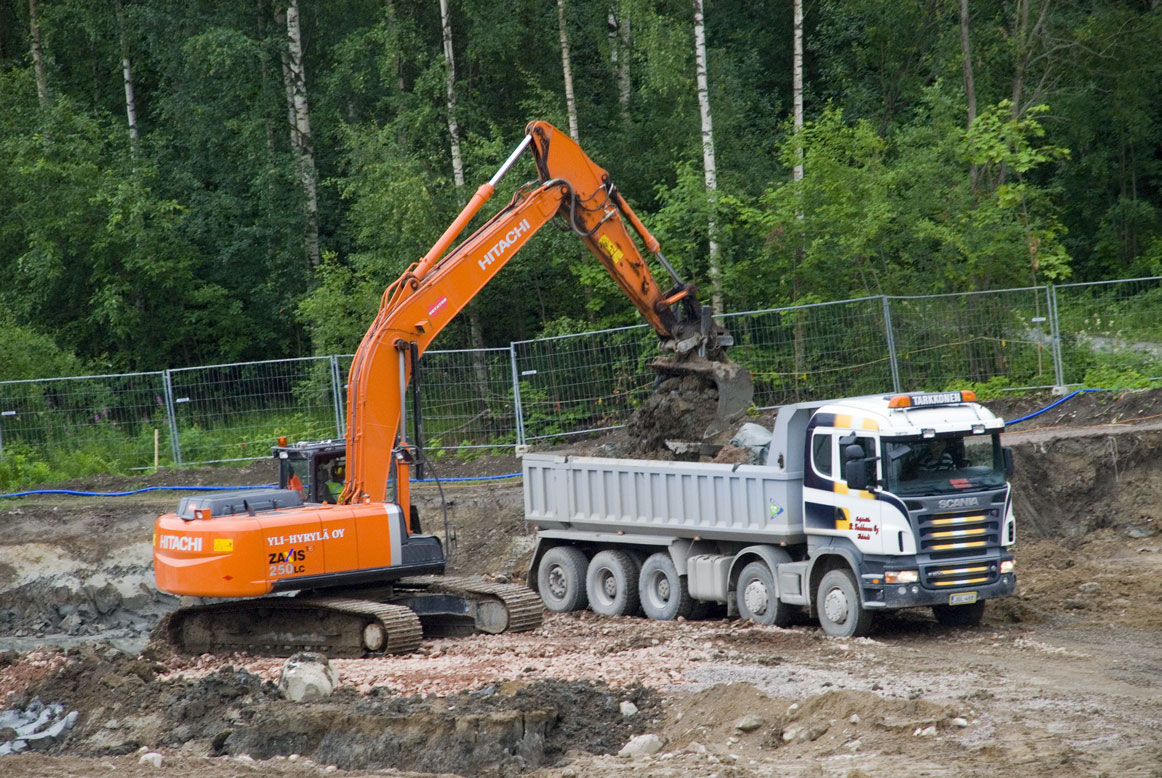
[523,453,806,544]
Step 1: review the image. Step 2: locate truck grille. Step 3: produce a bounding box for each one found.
[916,510,1002,588]
[917,511,1000,554]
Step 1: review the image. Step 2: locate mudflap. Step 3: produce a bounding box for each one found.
[651,354,754,439]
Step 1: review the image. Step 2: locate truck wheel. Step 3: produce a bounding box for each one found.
[816,569,873,638]
[537,546,589,612]
[736,561,789,626]
[586,550,641,617]
[639,552,693,621]
[932,600,985,627]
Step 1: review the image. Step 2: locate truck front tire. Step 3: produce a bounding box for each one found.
[586,550,641,617]
[933,600,985,627]
[639,552,693,621]
[816,568,873,637]
[537,546,589,612]
[736,561,790,626]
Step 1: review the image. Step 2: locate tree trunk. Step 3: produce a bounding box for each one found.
[558,0,579,140]
[277,0,322,268]
[386,0,406,93]
[959,0,979,191]
[608,5,631,116]
[115,0,140,151]
[28,0,50,108]
[693,0,723,315]
[439,0,465,190]
[792,0,805,395]
[438,0,489,394]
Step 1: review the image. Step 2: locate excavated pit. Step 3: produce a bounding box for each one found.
[6,644,659,776]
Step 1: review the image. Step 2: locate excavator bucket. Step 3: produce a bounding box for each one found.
[650,354,755,440]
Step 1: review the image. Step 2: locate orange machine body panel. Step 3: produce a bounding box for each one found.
[153,502,399,598]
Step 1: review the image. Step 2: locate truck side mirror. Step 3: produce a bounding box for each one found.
[1002,446,1014,476]
[845,459,869,490]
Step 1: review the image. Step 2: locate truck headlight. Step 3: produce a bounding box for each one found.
[1000,560,1015,574]
[885,570,919,584]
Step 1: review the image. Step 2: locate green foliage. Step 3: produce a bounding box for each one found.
[1080,367,1160,392]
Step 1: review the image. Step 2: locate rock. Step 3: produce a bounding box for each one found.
[278,652,339,703]
[802,723,830,742]
[139,752,164,768]
[618,733,663,758]
[914,725,937,737]
[1078,581,1101,594]
[733,714,764,733]
[1127,525,1156,539]
[786,702,800,717]
[849,714,860,725]
[619,701,639,717]
[952,717,969,727]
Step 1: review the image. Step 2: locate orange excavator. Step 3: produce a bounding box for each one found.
[152,121,753,656]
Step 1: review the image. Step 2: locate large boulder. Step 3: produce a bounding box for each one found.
[277,652,339,703]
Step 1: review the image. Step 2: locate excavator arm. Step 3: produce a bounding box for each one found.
[343,121,751,509]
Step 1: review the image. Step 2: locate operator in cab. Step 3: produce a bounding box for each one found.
[324,461,345,503]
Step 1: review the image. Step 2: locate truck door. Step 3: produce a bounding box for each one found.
[803,429,884,554]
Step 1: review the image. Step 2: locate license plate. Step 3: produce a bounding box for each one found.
[949,591,978,605]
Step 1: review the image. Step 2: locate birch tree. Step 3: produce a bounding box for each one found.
[558,0,579,140]
[28,0,49,108]
[608,5,631,116]
[277,0,322,267]
[438,0,489,385]
[959,0,979,191]
[692,0,723,314]
[115,0,140,151]
[439,0,465,191]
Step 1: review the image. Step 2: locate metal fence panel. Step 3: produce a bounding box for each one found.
[722,297,894,408]
[888,287,1057,391]
[1053,276,1162,385]
[408,347,517,451]
[512,324,658,443]
[0,372,171,469]
[168,357,338,464]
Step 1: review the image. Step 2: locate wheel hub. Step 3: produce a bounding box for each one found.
[654,574,670,602]
[601,571,617,598]
[823,586,849,624]
[743,580,769,615]
[548,566,568,598]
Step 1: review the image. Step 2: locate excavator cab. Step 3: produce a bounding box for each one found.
[273,440,347,504]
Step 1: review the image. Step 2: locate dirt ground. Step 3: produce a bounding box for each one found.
[2,389,1162,777]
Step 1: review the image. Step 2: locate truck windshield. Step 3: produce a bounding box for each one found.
[882,433,1005,496]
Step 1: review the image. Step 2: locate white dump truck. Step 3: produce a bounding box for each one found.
[523,391,1017,637]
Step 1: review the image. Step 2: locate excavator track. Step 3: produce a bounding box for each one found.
[396,576,545,634]
[156,578,541,658]
[157,597,423,658]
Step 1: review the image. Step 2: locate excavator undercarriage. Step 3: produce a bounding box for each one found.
[157,576,544,658]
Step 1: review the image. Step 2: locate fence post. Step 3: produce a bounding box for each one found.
[1047,285,1066,391]
[329,354,346,437]
[510,344,527,453]
[162,370,182,466]
[881,296,902,393]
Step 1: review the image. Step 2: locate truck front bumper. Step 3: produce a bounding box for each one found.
[863,572,1017,609]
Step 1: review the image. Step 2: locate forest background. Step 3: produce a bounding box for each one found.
[1,0,1159,380]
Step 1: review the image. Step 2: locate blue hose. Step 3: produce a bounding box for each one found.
[1003,387,1108,426]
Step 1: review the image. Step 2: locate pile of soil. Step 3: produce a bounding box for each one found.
[626,374,720,454]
